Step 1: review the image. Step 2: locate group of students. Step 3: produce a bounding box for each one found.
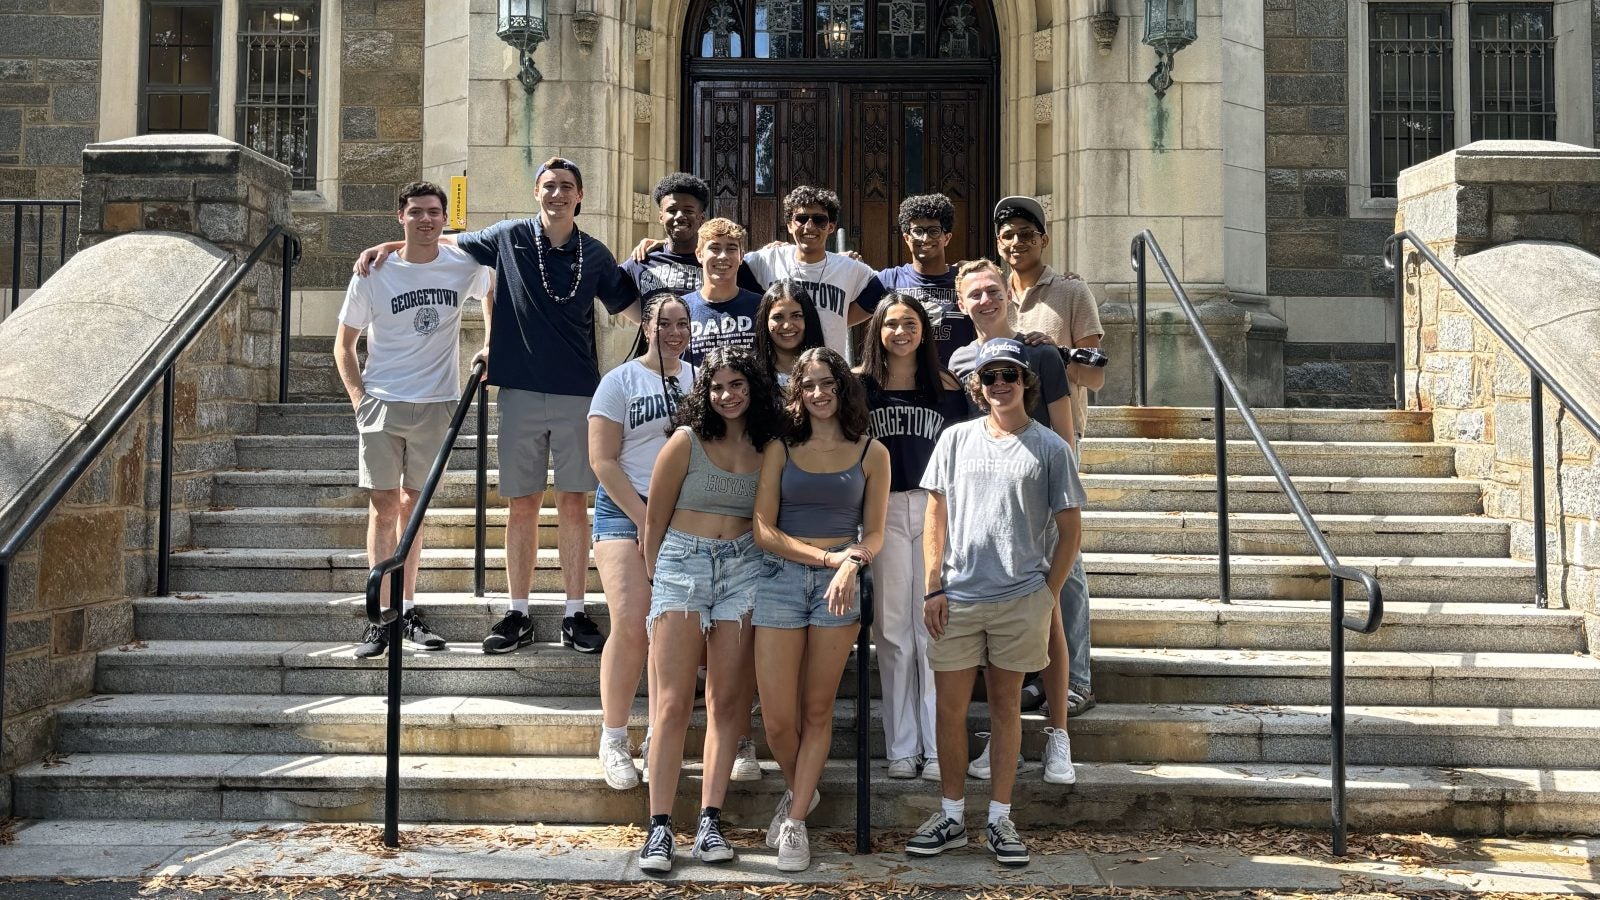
[334,161,1105,876]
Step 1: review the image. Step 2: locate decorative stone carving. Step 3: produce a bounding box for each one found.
[1091,9,1119,55]
[632,192,652,223]
[634,97,652,123]
[1033,95,1052,124]
[635,30,654,59]
[572,9,600,53]
[1033,29,1052,62]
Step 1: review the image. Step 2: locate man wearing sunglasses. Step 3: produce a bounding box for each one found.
[874,193,973,367]
[909,336,1084,868]
[741,185,886,356]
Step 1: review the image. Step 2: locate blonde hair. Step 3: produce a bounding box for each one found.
[697,217,747,252]
[955,257,1005,292]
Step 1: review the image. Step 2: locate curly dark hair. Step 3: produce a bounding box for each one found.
[964,361,1042,417]
[784,347,870,445]
[752,281,826,383]
[651,172,710,210]
[672,346,783,450]
[856,292,950,406]
[897,193,955,234]
[782,185,841,224]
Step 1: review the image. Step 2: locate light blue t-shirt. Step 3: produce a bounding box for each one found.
[919,418,1085,603]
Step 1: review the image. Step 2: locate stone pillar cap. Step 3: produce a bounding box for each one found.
[1399,140,1600,197]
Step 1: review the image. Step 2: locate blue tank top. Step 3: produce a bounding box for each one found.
[776,439,870,537]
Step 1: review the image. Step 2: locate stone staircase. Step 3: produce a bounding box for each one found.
[13,404,1600,834]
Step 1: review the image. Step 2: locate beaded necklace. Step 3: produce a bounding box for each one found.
[535,221,585,304]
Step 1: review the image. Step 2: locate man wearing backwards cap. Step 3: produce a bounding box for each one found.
[907,337,1085,869]
[355,157,638,659]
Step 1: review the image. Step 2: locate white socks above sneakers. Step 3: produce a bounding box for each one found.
[988,800,1011,825]
[941,796,965,822]
[509,598,529,615]
[565,598,585,617]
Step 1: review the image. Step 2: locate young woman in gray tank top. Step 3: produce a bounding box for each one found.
[636,347,784,874]
[752,347,891,872]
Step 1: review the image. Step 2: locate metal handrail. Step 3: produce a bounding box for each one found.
[1130,229,1383,857]
[2,199,80,314]
[1385,230,1600,609]
[854,567,875,854]
[364,361,489,848]
[0,225,299,763]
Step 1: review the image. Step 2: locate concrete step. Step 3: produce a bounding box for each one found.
[234,434,1457,479]
[165,547,1535,602]
[94,641,1600,708]
[14,753,1595,832]
[190,507,1510,558]
[255,403,1436,443]
[132,594,1585,655]
[54,694,1600,769]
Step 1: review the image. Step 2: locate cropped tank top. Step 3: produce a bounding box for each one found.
[674,426,760,518]
[776,438,870,537]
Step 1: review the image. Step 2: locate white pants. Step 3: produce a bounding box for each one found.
[872,489,939,762]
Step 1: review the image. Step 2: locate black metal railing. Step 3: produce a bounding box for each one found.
[854,571,874,854]
[2,199,81,313]
[1386,230,1600,610]
[1131,230,1384,856]
[365,363,489,848]
[0,225,300,753]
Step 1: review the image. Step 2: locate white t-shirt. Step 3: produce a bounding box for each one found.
[588,358,697,495]
[338,245,492,403]
[742,246,885,355]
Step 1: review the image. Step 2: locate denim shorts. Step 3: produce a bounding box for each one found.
[752,549,862,630]
[648,529,760,634]
[592,484,643,543]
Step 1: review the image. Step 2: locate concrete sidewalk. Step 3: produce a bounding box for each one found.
[0,820,1595,896]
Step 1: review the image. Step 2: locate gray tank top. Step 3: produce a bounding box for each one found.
[777,439,870,537]
[674,426,759,518]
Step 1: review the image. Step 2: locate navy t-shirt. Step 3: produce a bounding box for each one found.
[864,376,972,493]
[683,288,763,367]
[619,246,766,304]
[455,218,633,396]
[947,334,1071,432]
[876,264,973,368]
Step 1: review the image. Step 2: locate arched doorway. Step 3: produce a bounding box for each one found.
[682,0,1000,268]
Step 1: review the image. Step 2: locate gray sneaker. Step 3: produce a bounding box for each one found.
[775,818,810,872]
[905,811,967,857]
[985,816,1029,867]
[401,611,445,650]
[765,787,820,848]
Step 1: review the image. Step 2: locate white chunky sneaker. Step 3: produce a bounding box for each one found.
[765,787,820,848]
[1042,726,1077,785]
[887,756,921,779]
[730,736,763,781]
[775,818,811,872]
[920,758,942,782]
[599,733,640,790]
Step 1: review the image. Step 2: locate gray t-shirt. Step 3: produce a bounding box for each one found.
[919,418,1085,604]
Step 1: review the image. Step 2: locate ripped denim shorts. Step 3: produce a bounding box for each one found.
[647,528,760,635]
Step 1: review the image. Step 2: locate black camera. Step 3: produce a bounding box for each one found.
[1061,346,1108,368]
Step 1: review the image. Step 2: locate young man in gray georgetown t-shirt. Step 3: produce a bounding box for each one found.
[906,337,1084,868]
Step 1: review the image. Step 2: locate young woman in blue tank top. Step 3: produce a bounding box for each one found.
[855,292,971,784]
[637,347,784,874]
[752,347,891,872]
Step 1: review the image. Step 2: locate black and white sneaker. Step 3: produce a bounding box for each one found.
[401,611,446,650]
[481,610,534,654]
[638,821,674,874]
[561,611,606,653]
[905,811,967,857]
[691,813,735,863]
[985,817,1029,867]
[353,623,388,658]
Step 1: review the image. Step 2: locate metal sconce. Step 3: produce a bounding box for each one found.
[1091,1,1119,55]
[497,0,549,92]
[1141,0,1196,98]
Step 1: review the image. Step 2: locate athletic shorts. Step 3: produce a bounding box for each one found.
[927,583,1055,674]
[497,387,597,497]
[355,396,454,491]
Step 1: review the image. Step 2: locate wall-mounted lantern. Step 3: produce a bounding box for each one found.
[1141,0,1196,98]
[497,0,549,92]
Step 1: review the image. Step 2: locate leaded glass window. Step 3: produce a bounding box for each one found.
[701,0,743,56]
[238,1,319,190]
[756,0,805,58]
[143,2,219,134]
[816,1,866,58]
[877,0,927,58]
[698,0,988,60]
[1469,5,1555,141]
[936,1,980,57]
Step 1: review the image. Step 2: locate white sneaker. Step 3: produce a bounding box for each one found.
[1042,726,1077,785]
[920,758,942,782]
[765,787,821,848]
[599,733,639,790]
[730,736,762,781]
[887,756,921,779]
[775,818,811,872]
[967,732,1022,781]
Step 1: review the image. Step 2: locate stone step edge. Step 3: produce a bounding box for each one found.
[260,403,1434,423]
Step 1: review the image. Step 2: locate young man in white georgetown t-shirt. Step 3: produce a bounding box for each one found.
[741,185,886,356]
[335,181,493,658]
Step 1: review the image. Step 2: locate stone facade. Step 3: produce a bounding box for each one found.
[1397,141,1600,652]
[0,1,100,200]
[1283,342,1395,409]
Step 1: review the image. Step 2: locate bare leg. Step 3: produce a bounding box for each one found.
[554,490,590,599]
[646,612,705,817]
[1039,604,1071,729]
[396,487,422,602]
[595,540,650,730]
[985,667,1027,805]
[934,667,979,801]
[753,626,808,786]
[367,488,404,610]
[785,624,859,821]
[701,613,756,808]
[504,491,545,600]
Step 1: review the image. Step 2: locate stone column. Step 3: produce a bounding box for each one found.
[0,136,290,800]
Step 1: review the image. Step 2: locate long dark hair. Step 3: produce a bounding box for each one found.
[672,346,783,450]
[752,281,825,382]
[856,291,948,406]
[637,293,691,423]
[784,347,870,445]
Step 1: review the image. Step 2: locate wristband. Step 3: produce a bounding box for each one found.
[923,588,945,601]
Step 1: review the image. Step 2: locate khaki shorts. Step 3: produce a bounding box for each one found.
[356,396,454,491]
[928,584,1055,674]
[497,387,597,497]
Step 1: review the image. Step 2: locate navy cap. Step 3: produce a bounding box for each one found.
[974,337,1031,373]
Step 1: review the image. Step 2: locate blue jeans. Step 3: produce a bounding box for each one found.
[1059,555,1090,691]
[648,529,760,634]
[592,484,642,543]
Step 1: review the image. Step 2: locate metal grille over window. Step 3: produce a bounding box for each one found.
[756,0,805,58]
[937,1,980,58]
[701,0,744,57]
[816,0,866,58]
[143,3,218,134]
[877,0,927,58]
[238,2,319,190]
[1469,5,1555,141]
[1369,5,1453,200]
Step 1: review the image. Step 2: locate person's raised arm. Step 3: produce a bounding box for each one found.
[1069,334,1106,393]
[333,323,365,411]
[921,490,950,639]
[641,431,690,582]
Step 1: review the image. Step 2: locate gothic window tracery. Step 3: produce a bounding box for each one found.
[694,0,989,59]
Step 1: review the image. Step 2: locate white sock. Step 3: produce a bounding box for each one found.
[509,598,529,615]
[941,796,965,822]
[988,800,1011,825]
[602,724,628,744]
[565,598,585,617]
[644,726,653,744]
[402,596,415,613]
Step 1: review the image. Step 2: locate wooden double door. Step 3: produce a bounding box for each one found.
[688,80,995,271]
